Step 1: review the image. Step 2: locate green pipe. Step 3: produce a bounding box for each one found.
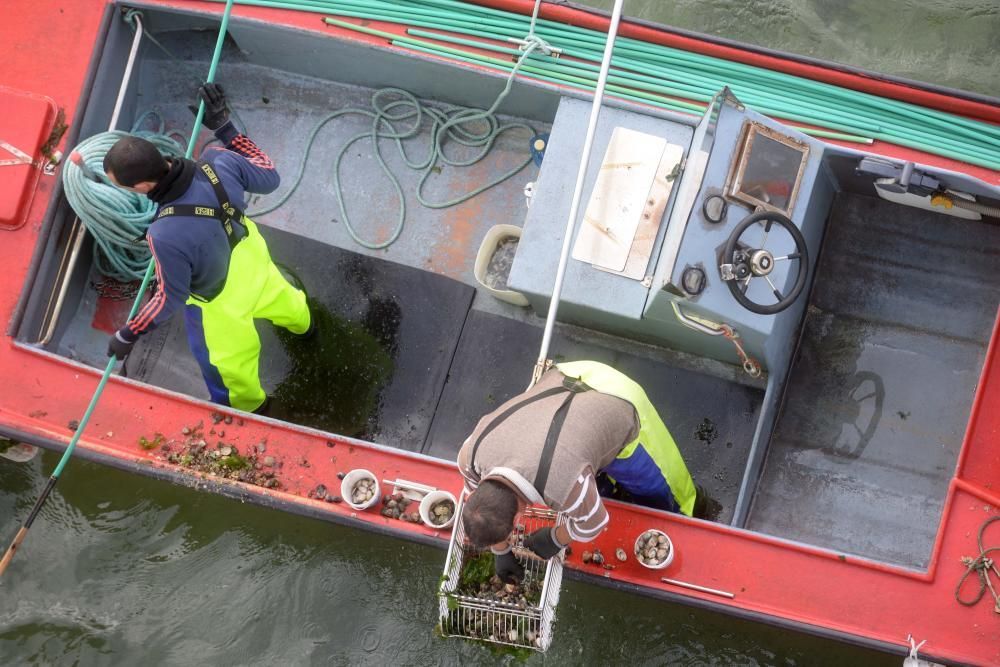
[389,7,998,161]
[399,40,872,143]
[330,0,1000,145]
[412,0,1000,145]
[405,26,891,140]
[396,39,706,116]
[403,16,988,157]
[349,0,1000,141]
[347,3,997,150]
[393,37,997,165]
[207,0,999,166]
[397,28,886,138]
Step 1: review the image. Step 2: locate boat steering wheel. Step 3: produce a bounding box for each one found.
[720,211,809,315]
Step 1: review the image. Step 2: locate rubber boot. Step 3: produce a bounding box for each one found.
[252,395,272,417]
[294,309,316,341]
[692,484,722,521]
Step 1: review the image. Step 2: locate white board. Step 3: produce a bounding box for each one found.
[572,127,667,272]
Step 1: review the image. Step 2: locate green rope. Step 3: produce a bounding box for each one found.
[251,20,546,249]
[61,122,184,282]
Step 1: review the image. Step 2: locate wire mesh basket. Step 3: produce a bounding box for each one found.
[438,496,565,652]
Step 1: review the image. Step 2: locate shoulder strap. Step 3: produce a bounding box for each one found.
[534,377,590,497]
[469,376,592,498]
[153,162,246,250]
[469,386,567,476]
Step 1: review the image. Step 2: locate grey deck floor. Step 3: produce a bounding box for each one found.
[118,225,760,524]
[49,44,761,525]
[747,193,1000,568]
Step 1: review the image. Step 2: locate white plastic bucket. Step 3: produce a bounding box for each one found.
[419,490,457,530]
[341,468,380,510]
[634,529,675,570]
[473,224,529,307]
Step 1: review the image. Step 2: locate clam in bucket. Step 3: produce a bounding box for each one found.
[419,490,457,530]
[634,529,674,569]
[341,469,380,510]
[438,497,565,651]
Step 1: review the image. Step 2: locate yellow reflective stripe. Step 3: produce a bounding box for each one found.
[200,162,221,184]
[555,361,697,516]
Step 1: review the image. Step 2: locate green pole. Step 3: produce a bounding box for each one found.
[0,0,237,579]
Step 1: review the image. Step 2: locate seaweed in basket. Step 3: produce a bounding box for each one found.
[456,551,543,607]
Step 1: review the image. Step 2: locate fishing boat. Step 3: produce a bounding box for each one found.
[2,0,999,662]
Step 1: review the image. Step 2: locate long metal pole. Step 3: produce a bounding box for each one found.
[0,0,236,579]
[39,13,146,346]
[532,0,625,383]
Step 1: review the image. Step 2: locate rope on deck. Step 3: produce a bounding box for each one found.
[249,87,537,249]
[955,515,1000,613]
[61,118,183,282]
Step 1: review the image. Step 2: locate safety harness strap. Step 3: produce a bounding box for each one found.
[469,386,567,475]
[533,391,574,497]
[153,162,246,250]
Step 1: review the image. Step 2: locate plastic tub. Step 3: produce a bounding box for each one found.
[634,529,674,570]
[341,468,380,510]
[419,490,457,530]
[473,224,529,307]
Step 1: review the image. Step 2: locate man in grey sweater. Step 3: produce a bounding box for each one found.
[457,361,701,582]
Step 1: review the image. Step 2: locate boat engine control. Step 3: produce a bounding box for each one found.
[509,89,826,374]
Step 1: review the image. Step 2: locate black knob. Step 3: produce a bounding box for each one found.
[702,195,728,223]
[681,266,707,296]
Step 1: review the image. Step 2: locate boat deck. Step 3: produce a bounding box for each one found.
[749,194,1000,567]
[51,39,763,524]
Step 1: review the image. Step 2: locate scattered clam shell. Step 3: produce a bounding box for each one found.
[616,548,627,562]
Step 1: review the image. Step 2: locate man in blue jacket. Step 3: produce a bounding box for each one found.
[103,84,312,414]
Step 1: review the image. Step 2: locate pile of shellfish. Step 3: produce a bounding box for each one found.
[635,529,671,567]
[429,499,455,526]
[381,493,421,522]
[351,477,376,505]
[451,607,543,649]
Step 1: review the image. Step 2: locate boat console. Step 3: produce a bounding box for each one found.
[509,89,829,378]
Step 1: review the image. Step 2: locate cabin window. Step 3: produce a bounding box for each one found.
[726,122,809,216]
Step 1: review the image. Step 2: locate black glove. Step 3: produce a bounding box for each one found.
[107,331,135,361]
[524,527,566,560]
[197,83,229,131]
[492,547,524,585]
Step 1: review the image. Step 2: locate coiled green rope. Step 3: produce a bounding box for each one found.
[61,116,184,282]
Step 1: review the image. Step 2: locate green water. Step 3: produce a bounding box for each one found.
[4,1,996,664]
